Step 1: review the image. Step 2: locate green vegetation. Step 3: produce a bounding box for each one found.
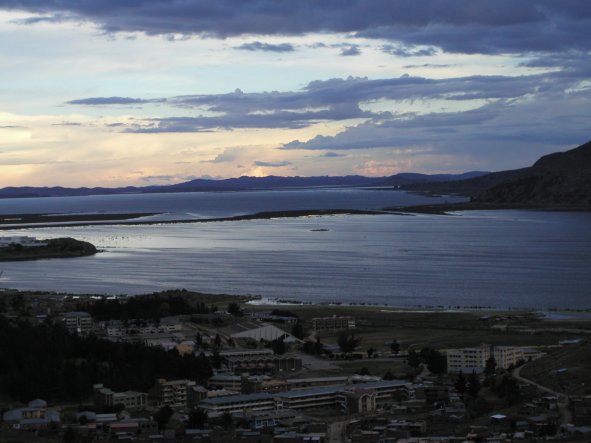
[0,237,97,261]
[0,317,213,402]
[82,291,218,321]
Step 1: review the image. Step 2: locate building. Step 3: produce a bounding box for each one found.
[62,311,93,335]
[2,399,60,431]
[446,344,531,373]
[199,380,413,414]
[312,316,356,331]
[93,384,147,410]
[224,355,303,374]
[199,392,276,415]
[226,321,300,343]
[152,378,196,407]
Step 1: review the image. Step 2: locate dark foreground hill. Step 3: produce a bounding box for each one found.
[474,140,591,205]
[401,139,591,208]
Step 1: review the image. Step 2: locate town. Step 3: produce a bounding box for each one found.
[0,289,590,442]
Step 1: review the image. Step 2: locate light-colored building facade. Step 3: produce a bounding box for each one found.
[446,344,532,373]
[312,316,356,331]
[152,378,196,407]
[62,311,93,335]
[198,380,412,414]
[93,384,147,410]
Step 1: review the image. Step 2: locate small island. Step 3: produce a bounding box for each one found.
[0,236,97,261]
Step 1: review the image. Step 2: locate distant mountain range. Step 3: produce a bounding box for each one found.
[0,171,489,199]
[1,139,589,208]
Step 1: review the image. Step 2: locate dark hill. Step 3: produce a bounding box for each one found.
[475,140,591,206]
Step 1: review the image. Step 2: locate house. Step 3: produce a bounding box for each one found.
[2,399,60,430]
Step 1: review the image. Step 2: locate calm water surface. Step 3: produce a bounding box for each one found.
[0,202,589,309]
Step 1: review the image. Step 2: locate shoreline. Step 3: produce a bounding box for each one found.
[0,208,385,230]
[1,287,588,314]
[0,203,589,230]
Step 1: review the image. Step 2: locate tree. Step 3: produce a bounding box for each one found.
[337,331,361,353]
[390,340,400,354]
[358,367,370,376]
[383,370,395,380]
[454,371,467,395]
[367,347,376,358]
[421,348,447,375]
[221,411,233,428]
[195,332,203,349]
[154,406,174,430]
[214,333,222,349]
[188,408,208,428]
[407,349,421,368]
[484,356,497,375]
[468,371,481,397]
[227,302,244,317]
[211,349,222,369]
[271,338,287,355]
[291,322,305,340]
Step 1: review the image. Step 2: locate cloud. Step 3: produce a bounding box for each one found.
[340,45,361,56]
[201,148,240,163]
[140,175,177,182]
[235,41,296,52]
[67,97,151,105]
[381,44,438,57]
[253,160,292,167]
[320,152,346,158]
[4,1,591,55]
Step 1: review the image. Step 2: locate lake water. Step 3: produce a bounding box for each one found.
[0,189,589,309]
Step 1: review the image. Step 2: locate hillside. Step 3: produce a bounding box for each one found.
[475,140,591,206]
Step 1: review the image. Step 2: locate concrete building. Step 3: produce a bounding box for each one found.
[152,378,196,407]
[62,311,93,335]
[199,392,276,414]
[312,316,356,331]
[224,355,303,375]
[93,384,147,410]
[199,380,413,414]
[446,344,529,373]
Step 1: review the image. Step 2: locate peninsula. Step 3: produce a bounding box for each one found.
[0,236,97,261]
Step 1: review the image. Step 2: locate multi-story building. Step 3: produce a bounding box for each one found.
[446,344,529,373]
[224,355,303,374]
[152,378,196,407]
[198,380,413,414]
[312,316,356,331]
[93,384,147,410]
[62,311,93,335]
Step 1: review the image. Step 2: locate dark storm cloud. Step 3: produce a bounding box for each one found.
[4,1,591,55]
[234,41,295,52]
[280,94,591,160]
[68,65,588,133]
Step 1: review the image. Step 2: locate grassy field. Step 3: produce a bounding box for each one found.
[253,303,591,354]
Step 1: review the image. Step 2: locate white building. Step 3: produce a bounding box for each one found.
[446,344,534,373]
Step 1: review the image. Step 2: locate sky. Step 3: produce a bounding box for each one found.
[0,1,590,187]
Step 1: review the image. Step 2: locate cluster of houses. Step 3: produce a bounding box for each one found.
[1,298,588,442]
